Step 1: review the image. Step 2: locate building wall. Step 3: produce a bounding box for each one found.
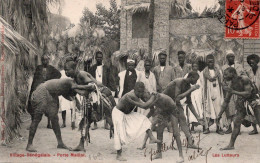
[120,0,170,56]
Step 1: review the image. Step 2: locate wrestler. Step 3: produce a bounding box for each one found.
[217,67,260,150]
[163,72,204,149]
[26,78,83,152]
[136,91,184,162]
[112,82,161,161]
[64,59,116,152]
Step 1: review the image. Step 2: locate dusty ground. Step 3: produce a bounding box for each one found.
[0,111,259,163]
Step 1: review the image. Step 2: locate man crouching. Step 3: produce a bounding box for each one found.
[112,82,161,161]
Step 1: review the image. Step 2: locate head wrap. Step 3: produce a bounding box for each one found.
[226,50,235,58]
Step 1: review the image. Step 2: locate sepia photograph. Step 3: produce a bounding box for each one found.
[0,0,259,162]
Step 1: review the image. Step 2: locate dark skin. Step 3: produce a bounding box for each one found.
[135,92,184,161]
[96,53,103,66]
[159,54,167,66]
[115,87,161,161]
[41,55,49,68]
[26,79,85,152]
[227,55,235,66]
[127,62,136,72]
[248,59,258,75]
[144,61,152,77]
[217,70,260,150]
[65,62,115,152]
[178,53,185,68]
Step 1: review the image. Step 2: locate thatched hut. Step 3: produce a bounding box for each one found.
[0,17,38,144]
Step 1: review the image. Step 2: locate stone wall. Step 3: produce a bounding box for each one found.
[120,0,170,56]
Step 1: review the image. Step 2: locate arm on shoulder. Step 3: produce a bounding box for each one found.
[125,94,156,109]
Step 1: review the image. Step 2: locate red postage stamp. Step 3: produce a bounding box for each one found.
[225,0,260,39]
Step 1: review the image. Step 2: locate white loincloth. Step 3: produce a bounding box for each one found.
[112,107,151,150]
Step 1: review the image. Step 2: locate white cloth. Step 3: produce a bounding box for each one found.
[160,66,165,72]
[118,69,141,98]
[95,65,103,83]
[59,70,75,112]
[183,71,204,123]
[112,107,151,150]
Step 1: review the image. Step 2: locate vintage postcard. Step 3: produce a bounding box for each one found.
[0,0,260,163]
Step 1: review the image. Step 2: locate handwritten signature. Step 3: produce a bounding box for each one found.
[144,132,212,163]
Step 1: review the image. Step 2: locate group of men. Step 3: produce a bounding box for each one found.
[25,49,260,162]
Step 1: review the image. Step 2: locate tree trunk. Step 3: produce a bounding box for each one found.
[148,0,155,59]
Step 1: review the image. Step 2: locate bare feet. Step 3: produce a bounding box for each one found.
[220,145,234,150]
[149,137,162,144]
[249,130,258,135]
[187,143,201,149]
[152,153,162,160]
[137,145,146,150]
[116,155,127,161]
[60,124,66,128]
[176,157,184,163]
[71,145,86,152]
[26,144,37,152]
[111,151,117,154]
[91,123,98,130]
[57,144,72,150]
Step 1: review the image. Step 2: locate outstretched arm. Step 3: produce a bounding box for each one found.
[218,92,232,118]
[175,85,199,102]
[80,71,104,87]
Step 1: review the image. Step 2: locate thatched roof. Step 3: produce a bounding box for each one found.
[0,16,38,144]
[124,3,150,14]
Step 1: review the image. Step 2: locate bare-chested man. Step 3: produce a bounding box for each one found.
[137,71,203,162]
[136,91,184,162]
[26,78,82,152]
[163,72,204,148]
[64,59,116,152]
[217,67,260,150]
[112,82,161,161]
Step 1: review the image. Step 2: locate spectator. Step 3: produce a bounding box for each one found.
[136,58,157,116]
[201,54,226,135]
[88,50,116,130]
[118,58,140,99]
[174,50,192,78]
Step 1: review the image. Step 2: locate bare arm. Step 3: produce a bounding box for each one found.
[80,71,104,87]
[146,106,155,118]
[218,92,232,118]
[125,94,158,109]
[175,85,199,102]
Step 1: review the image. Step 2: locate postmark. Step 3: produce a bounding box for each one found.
[225,0,260,39]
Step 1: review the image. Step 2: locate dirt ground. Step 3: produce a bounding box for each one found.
[0,111,259,163]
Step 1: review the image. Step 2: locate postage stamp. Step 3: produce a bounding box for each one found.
[225,0,260,39]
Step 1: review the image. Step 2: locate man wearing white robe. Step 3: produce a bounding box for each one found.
[112,82,161,161]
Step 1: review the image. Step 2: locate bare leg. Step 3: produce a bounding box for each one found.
[171,115,184,162]
[50,115,71,150]
[71,119,89,151]
[220,111,245,150]
[26,113,43,152]
[147,129,161,144]
[47,117,52,129]
[152,123,166,160]
[138,134,149,150]
[253,105,260,127]
[61,111,66,128]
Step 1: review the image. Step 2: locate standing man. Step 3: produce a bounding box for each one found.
[217,67,260,150]
[221,50,245,134]
[28,54,61,129]
[153,50,175,93]
[153,50,175,132]
[162,72,204,149]
[245,54,260,135]
[136,58,157,115]
[202,54,225,135]
[174,50,192,78]
[88,51,116,130]
[118,58,140,98]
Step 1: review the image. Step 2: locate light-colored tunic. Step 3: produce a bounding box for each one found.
[112,107,151,150]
